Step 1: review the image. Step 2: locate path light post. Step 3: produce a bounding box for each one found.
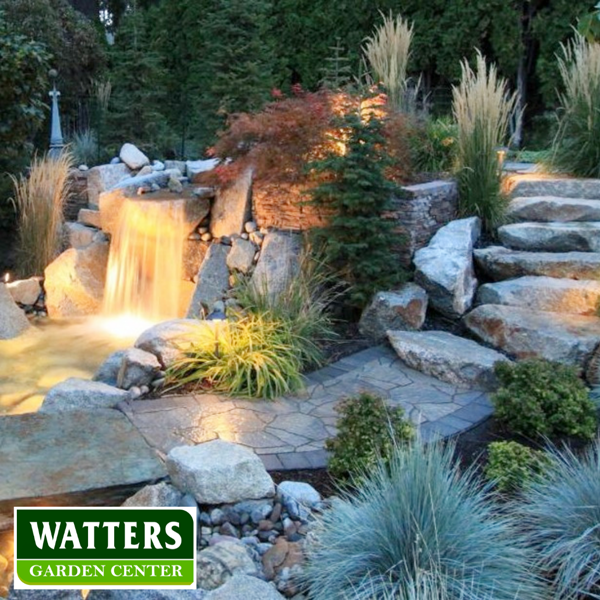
[48,69,64,158]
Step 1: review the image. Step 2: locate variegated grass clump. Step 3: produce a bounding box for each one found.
[10,151,74,277]
[550,33,600,177]
[303,442,545,600]
[518,440,600,600]
[363,12,414,111]
[452,51,518,232]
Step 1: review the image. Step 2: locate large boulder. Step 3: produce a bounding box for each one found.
[359,284,428,341]
[227,238,256,275]
[498,222,600,252]
[166,440,275,505]
[196,542,258,591]
[210,169,253,238]
[134,319,201,368]
[464,304,600,366]
[187,159,219,183]
[93,350,127,386]
[0,283,31,339]
[44,240,109,317]
[206,574,285,600]
[251,231,301,299]
[87,163,130,207]
[507,196,600,222]
[506,176,600,200]
[119,143,150,170]
[5,277,41,306]
[413,217,481,319]
[39,378,127,413]
[187,243,231,318]
[474,246,600,281]
[387,330,509,389]
[476,276,600,316]
[64,222,97,248]
[78,208,101,228]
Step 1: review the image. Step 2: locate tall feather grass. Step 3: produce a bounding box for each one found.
[363,12,414,112]
[10,151,74,278]
[302,442,545,600]
[453,51,518,232]
[518,440,600,600]
[549,34,600,177]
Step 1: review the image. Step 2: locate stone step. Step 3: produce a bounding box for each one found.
[507,176,600,200]
[464,304,600,366]
[507,196,600,222]
[476,276,600,316]
[0,410,166,528]
[474,247,600,281]
[498,222,600,252]
[387,330,510,390]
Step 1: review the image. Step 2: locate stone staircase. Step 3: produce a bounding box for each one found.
[467,177,600,373]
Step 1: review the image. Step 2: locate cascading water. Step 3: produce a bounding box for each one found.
[0,197,189,414]
[103,198,186,322]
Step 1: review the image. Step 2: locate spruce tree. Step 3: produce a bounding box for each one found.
[309,105,406,310]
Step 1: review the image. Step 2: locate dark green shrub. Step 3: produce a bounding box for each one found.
[492,359,597,440]
[485,441,548,494]
[326,392,414,480]
[411,116,458,173]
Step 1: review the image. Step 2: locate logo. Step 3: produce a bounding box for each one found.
[14,507,197,589]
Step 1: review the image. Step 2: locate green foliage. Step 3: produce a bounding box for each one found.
[319,38,353,90]
[70,129,98,166]
[105,5,172,155]
[233,253,338,369]
[549,34,600,178]
[10,151,74,278]
[309,106,407,309]
[492,359,597,440]
[303,442,545,600]
[485,441,548,494]
[578,1,600,41]
[411,116,458,173]
[518,440,600,600]
[325,392,414,481]
[453,52,517,232]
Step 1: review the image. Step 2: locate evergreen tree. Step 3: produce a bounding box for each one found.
[320,38,353,90]
[105,4,171,155]
[309,106,406,310]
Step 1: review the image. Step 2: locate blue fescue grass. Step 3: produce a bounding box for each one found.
[302,442,546,600]
[518,439,600,600]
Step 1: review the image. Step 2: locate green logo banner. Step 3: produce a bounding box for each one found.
[14,507,197,589]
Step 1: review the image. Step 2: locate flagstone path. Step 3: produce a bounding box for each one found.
[121,345,493,470]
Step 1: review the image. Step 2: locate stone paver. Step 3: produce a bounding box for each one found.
[121,346,493,469]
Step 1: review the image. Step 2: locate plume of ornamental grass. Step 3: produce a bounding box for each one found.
[452,51,518,232]
[549,34,600,177]
[517,440,600,600]
[10,151,74,278]
[364,12,414,111]
[302,441,546,600]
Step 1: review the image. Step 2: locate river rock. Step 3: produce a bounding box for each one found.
[498,222,600,252]
[44,240,109,317]
[0,284,30,339]
[476,276,600,316]
[166,440,275,505]
[387,330,509,389]
[134,319,201,368]
[507,196,600,222]
[251,231,301,299]
[464,304,600,366]
[87,163,130,207]
[120,143,150,170]
[210,169,252,238]
[187,243,231,318]
[39,378,127,413]
[196,541,258,591]
[474,246,600,281]
[226,238,256,275]
[205,574,284,600]
[93,350,127,386]
[117,347,162,390]
[359,284,427,341]
[413,217,480,319]
[122,482,183,507]
[6,277,41,305]
[278,481,320,507]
